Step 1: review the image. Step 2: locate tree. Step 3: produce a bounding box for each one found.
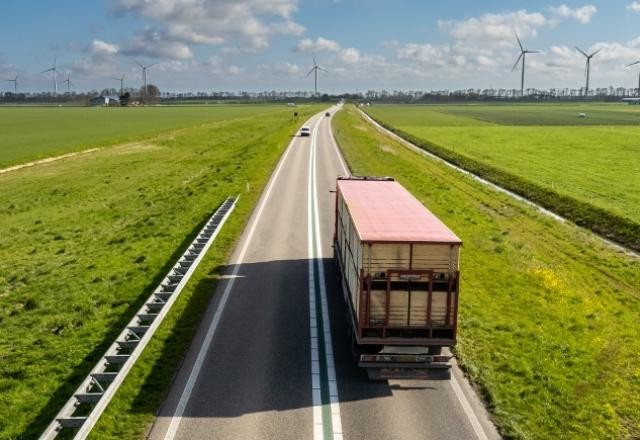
[140,84,160,104]
[119,92,131,107]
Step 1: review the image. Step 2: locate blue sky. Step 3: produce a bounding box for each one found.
[2,0,640,93]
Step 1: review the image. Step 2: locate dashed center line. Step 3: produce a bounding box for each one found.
[308,115,344,440]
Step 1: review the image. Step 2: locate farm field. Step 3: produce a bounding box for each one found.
[365,103,640,251]
[333,105,640,439]
[0,105,291,168]
[0,104,324,440]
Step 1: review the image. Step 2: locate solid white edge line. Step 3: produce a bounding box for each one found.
[162,113,320,440]
[327,105,350,176]
[311,115,344,440]
[308,115,324,440]
[450,373,489,440]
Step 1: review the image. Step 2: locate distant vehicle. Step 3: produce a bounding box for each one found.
[334,176,462,380]
[325,112,331,117]
[578,113,587,118]
[300,127,311,136]
[287,102,296,107]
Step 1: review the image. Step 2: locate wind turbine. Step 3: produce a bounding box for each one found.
[113,74,125,95]
[5,75,18,93]
[575,46,600,97]
[62,73,73,93]
[136,61,156,100]
[627,61,640,97]
[42,58,59,95]
[306,54,327,96]
[512,33,539,97]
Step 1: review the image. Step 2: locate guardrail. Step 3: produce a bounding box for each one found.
[40,196,238,440]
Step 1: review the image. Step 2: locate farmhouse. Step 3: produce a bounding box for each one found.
[89,96,120,107]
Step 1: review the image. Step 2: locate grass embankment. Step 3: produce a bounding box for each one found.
[0,105,323,439]
[364,104,640,251]
[333,105,640,439]
[0,105,290,168]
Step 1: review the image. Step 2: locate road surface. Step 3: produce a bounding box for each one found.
[149,106,501,440]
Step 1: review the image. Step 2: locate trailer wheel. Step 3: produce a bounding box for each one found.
[426,368,451,381]
[366,368,387,381]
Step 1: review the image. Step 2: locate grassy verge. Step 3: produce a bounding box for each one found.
[0,105,324,439]
[333,105,640,439]
[0,105,291,168]
[362,108,640,252]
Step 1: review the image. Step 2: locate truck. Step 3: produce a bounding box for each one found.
[333,176,462,380]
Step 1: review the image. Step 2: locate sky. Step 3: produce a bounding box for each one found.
[2,0,640,93]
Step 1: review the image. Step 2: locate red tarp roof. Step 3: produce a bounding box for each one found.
[338,179,462,244]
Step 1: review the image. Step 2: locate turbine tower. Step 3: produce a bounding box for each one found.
[5,75,18,93]
[306,54,327,96]
[512,34,539,97]
[62,73,73,94]
[136,61,156,101]
[575,46,600,97]
[42,58,59,95]
[627,61,640,97]
[113,75,125,95]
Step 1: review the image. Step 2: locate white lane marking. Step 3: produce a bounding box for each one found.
[162,114,319,440]
[326,106,350,176]
[308,126,323,440]
[450,373,490,440]
[308,116,344,440]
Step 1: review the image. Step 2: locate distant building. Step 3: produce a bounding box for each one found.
[89,95,120,106]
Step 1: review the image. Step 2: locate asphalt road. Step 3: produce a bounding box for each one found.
[149,106,501,440]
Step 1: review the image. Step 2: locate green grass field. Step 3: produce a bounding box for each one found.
[0,105,323,439]
[0,105,293,168]
[333,105,640,440]
[365,104,640,251]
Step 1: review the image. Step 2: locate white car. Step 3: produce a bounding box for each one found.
[300,127,311,137]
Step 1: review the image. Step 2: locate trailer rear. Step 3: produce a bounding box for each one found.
[334,176,462,380]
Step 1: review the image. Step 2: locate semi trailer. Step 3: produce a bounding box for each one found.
[333,176,462,380]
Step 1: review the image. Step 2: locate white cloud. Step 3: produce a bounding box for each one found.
[339,48,361,64]
[89,39,119,56]
[628,2,640,12]
[439,10,547,48]
[550,4,597,24]
[274,62,301,76]
[116,0,304,58]
[122,28,193,59]
[296,37,340,53]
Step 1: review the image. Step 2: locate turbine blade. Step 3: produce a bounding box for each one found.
[589,48,601,58]
[515,33,524,51]
[306,67,315,77]
[512,53,523,72]
[312,52,317,66]
[527,50,540,54]
[318,67,328,73]
[627,61,640,67]
[136,60,144,68]
[575,46,588,57]
[147,63,157,69]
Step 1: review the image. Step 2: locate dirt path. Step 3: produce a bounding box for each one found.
[0,148,102,175]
